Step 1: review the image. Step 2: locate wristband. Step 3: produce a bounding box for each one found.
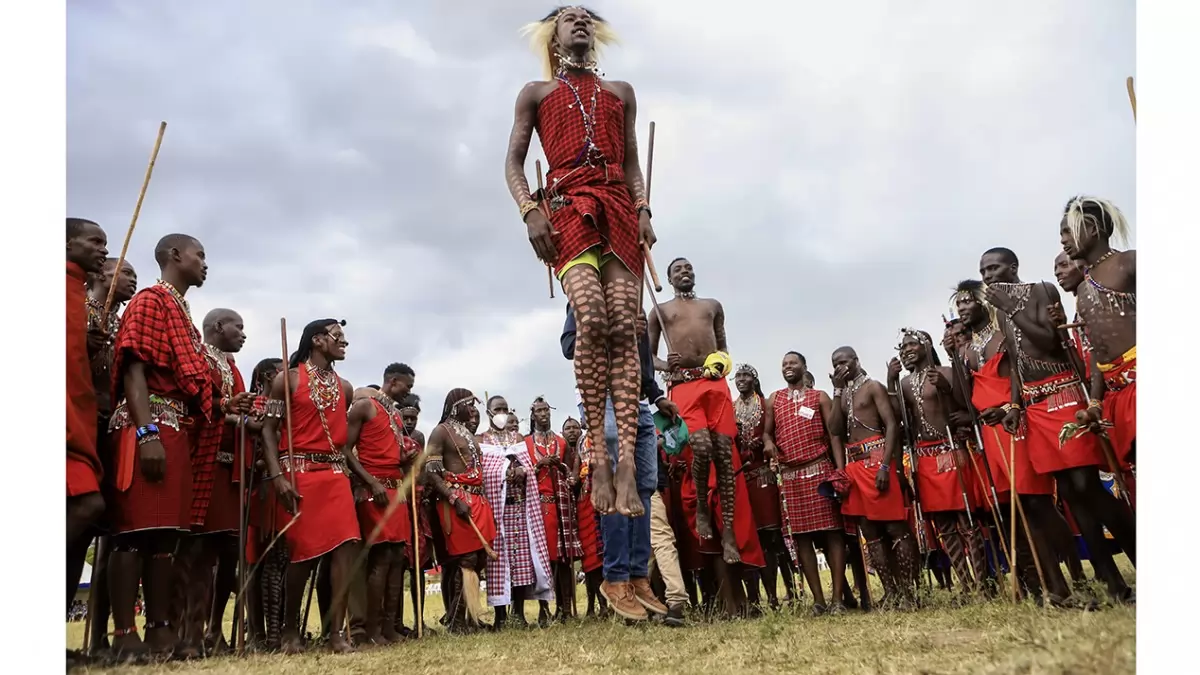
[1087,399,1102,410]
[136,433,160,447]
[135,424,160,440]
[833,388,845,397]
[879,463,890,471]
[633,198,652,219]
[519,200,540,220]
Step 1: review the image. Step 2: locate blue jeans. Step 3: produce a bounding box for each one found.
[580,398,658,582]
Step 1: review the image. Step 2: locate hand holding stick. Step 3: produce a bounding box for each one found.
[102,121,167,323]
[535,160,555,299]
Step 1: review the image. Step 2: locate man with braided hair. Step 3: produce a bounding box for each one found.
[423,389,496,633]
[506,5,657,520]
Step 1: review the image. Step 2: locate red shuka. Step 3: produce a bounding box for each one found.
[110,283,223,528]
[698,440,766,567]
[1100,352,1136,468]
[737,394,782,530]
[970,353,1054,496]
[274,364,360,562]
[354,398,418,546]
[67,262,102,497]
[913,439,980,514]
[576,440,604,573]
[527,432,582,562]
[1022,371,1101,475]
[200,350,249,534]
[841,435,908,523]
[536,73,643,280]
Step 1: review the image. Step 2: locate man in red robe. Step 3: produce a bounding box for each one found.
[423,389,497,633]
[243,357,284,652]
[396,393,434,638]
[506,6,657,519]
[106,234,223,659]
[763,352,847,615]
[344,363,417,644]
[66,218,110,666]
[260,318,362,653]
[527,396,582,622]
[734,364,799,611]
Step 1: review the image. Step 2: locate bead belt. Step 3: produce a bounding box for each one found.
[216,451,235,465]
[780,457,831,481]
[1104,367,1135,393]
[669,367,707,384]
[280,453,346,474]
[846,438,887,465]
[539,494,557,504]
[109,394,189,433]
[447,482,484,496]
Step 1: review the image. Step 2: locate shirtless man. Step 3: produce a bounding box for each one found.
[981,246,1134,602]
[648,257,740,565]
[1061,196,1137,473]
[422,389,497,633]
[506,6,657,518]
[828,347,917,609]
[889,330,988,596]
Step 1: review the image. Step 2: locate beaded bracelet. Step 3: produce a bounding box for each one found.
[136,433,161,447]
[1087,399,1103,410]
[519,200,540,220]
[633,198,652,218]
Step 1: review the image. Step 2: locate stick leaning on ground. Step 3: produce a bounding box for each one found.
[101,121,167,324]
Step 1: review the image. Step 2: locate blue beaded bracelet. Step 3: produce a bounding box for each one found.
[135,424,160,440]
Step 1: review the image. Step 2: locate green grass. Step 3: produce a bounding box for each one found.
[68,559,1135,674]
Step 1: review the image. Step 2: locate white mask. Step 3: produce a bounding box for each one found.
[490,413,510,430]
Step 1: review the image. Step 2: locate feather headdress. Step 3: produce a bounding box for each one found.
[950,278,997,327]
[521,6,619,80]
[1062,195,1131,249]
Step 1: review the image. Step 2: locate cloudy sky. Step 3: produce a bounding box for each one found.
[66,0,1135,437]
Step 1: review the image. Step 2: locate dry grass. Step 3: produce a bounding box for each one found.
[68,559,1135,675]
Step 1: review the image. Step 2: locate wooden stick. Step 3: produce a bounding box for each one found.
[468,516,498,559]
[280,319,296,486]
[992,428,1050,604]
[535,160,555,299]
[642,121,663,293]
[1126,76,1137,122]
[412,468,423,639]
[234,420,248,655]
[102,121,167,323]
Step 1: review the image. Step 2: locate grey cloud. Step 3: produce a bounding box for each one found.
[68,0,1134,435]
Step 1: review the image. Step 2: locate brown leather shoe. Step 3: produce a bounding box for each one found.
[600,580,648,621]
[630,578,668,615]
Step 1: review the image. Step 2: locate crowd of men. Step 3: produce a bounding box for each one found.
[65,5,1136,667]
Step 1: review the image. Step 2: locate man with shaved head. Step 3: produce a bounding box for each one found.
[107,233,226,659]
[181,308,255,654]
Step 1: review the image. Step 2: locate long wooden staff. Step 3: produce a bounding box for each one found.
[535,160,555,299]
[234,420,248,654]
[638,121,672,354]
[1126,76,1136,122]
[991,428,1050,604]
[81,536,108,654]
[101,121,166,323]
[412,463,423,639]
[280,319,295,487]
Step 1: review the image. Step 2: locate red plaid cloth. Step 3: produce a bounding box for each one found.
[771,388,831,465]
[778,457,843,535]
[481,440,552,605]
[113,284,221,527]
[214,352,248,483]
[528,434,583,560]
[536,73,643,280]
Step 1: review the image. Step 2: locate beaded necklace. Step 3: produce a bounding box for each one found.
[786,385,811,406]
[156,280,203,354]
[991,282,1068,379]
[370,393,409,451]
[843,372,882,434]
[735,394,763,431]
[969,322,998,366]
[556,71,605,168]
[1081,251,1136,318]
[676,291,696,300]
[204,344,235,399]
[908,369,946,439]
[305,361,342,453]
[444,419,481,472]
[531,429,559,462]
[481,428,522,448]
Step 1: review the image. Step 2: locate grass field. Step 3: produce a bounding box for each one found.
[68,559,1135,674]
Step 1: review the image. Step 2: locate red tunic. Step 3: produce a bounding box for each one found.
[841,435,907,523]
[537,73,643,280]
[913,438,980,513]
[671,374,739,439]
[771,388,843,534]
[354,399,417,546]
[970,353,1054,496]
[109,283,222,531]
[200,349,248,534]
[67,262,102,497]
[1099,349,1136,468]
[274,364,360,562]
[736,394,782,531]
[527,433,582,561]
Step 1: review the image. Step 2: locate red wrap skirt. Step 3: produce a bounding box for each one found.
[914,440,980,514]
[981,424,1054,496]
[275,468,361,562]
[1023,372,1102,475]
[671,377,738,438]
[577,483,604,573]
[199,461,242,534]
[778,456,842,535]
[356,480,413,547]
[744,461,783,531]
[436,488,496,558]
[841,436,907,523]
[697,443,766,567]
[109,424,195,534]
[1101,351,1136,467]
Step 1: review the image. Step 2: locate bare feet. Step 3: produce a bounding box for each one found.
[614,455,644,517]
[695,504,714,540]
[280,633,305,655]
[591,459,617,515]
[328,632,354,654]
[721,530,742,565]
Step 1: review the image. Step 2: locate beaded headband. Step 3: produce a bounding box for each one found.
[734,364,758,379]
[896,327,932,350]
[520,6,618,80]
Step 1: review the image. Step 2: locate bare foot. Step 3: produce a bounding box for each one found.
[695,504,714,540]
[721,530,742,565]
[591,460,617,515]
[280,634,305,655]
[328,632,355,654]
[614,456,644,517]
